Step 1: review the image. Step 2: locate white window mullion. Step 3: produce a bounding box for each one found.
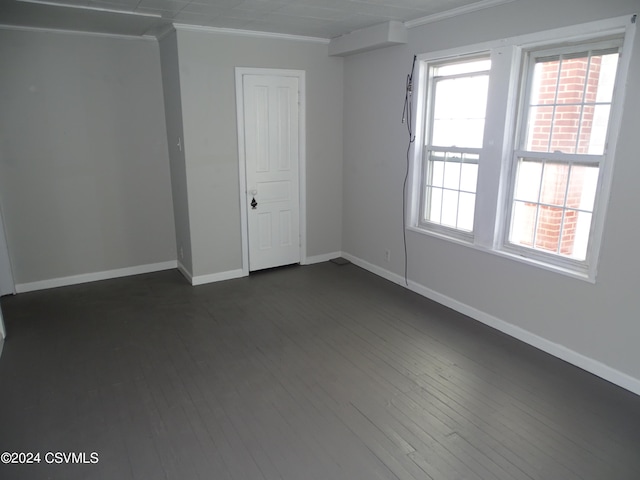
[556,163,575,254]
[474,45,518,249]
[530,160,546,250]
[513,150,602,164]
[546,58,562,153]
[574,53,593,154]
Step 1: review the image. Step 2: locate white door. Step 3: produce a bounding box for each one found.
[242,74,301,272]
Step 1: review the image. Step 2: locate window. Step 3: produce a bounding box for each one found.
[410,16,635,280]
[506,43,621,265]
[420,57,490,237]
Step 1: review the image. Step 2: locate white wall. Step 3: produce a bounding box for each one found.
[172,30,344,277]
[342,0,640,390]
[159,31,193,275]
[0,29,177,286]
[0,205,14,296]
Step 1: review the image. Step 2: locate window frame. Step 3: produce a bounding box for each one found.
[408,15,636,282]
[501,38,624,275]
[418,54,491,241]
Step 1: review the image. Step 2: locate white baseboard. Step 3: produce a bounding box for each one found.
[191,269,245,286]
[341,252,640,397]
[341,252,407,285]
[177,261,193,284]
[303,251,343,265]
[178,261,245,286]
[186,251,341,285]
[14,261,178,293]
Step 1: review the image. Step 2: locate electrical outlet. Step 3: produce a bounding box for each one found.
[384,249,391,262]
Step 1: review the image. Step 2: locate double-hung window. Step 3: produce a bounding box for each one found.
[419,56,490,239]
[506,42,621,268]
[410,15,635,280]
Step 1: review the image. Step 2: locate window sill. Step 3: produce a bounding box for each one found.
[406,225,596,283]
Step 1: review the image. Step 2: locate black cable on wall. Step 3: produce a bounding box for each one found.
[401,55,417,287]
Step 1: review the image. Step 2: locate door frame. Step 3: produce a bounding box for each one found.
[0,202,14,297]
[235,67,307,276]
[0,202,13,340]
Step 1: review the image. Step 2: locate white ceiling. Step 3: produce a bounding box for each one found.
[0,0,504,39]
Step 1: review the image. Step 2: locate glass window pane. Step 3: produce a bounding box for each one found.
[571,211,592,260]
[426,187,442,223]
[460,162,478,193]
[514,159,543,203]
[525,106,553,152]
[431,120,453,147]
[567,165,599,211]
[509,201,537,247]
[534,205,563,253]
[525,49,619,157]
[549,104,581,154]
[429,155,445,187]
[540,163,569,207]
[510,162,598,260]
[581,104,611,155]
[432,75,489,148]
[594,53,619,103]
[557,55,588,104]
[433,118,486,148]
[530,59,559,105]
[441,189,459,228]
[443,157,461,190]
[458,192,475,231]
[559,209,579,256]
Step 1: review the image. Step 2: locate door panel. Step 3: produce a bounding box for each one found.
[243,74,300,271]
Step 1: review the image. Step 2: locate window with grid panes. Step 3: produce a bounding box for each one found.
[409,16,635,280]
[419,57,490,238]
[506,40,621,265]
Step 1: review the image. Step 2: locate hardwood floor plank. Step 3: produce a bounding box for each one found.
[1,264,639,480]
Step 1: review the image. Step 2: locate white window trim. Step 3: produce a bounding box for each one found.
[408,14,637,283]
[418,54,490,240]
[501,37,625,276]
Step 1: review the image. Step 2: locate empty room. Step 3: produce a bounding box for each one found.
[1,0,639,478]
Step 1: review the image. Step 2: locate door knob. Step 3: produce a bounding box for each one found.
[249,189,257,195]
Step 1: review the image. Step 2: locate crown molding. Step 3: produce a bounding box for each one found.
[15,0,161,18]
[152,24,176,41]
[172,23,329,44]
[0,23,156,41]
[405,0,516,28]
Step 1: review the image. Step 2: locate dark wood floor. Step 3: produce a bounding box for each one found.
[1,262,639,480]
